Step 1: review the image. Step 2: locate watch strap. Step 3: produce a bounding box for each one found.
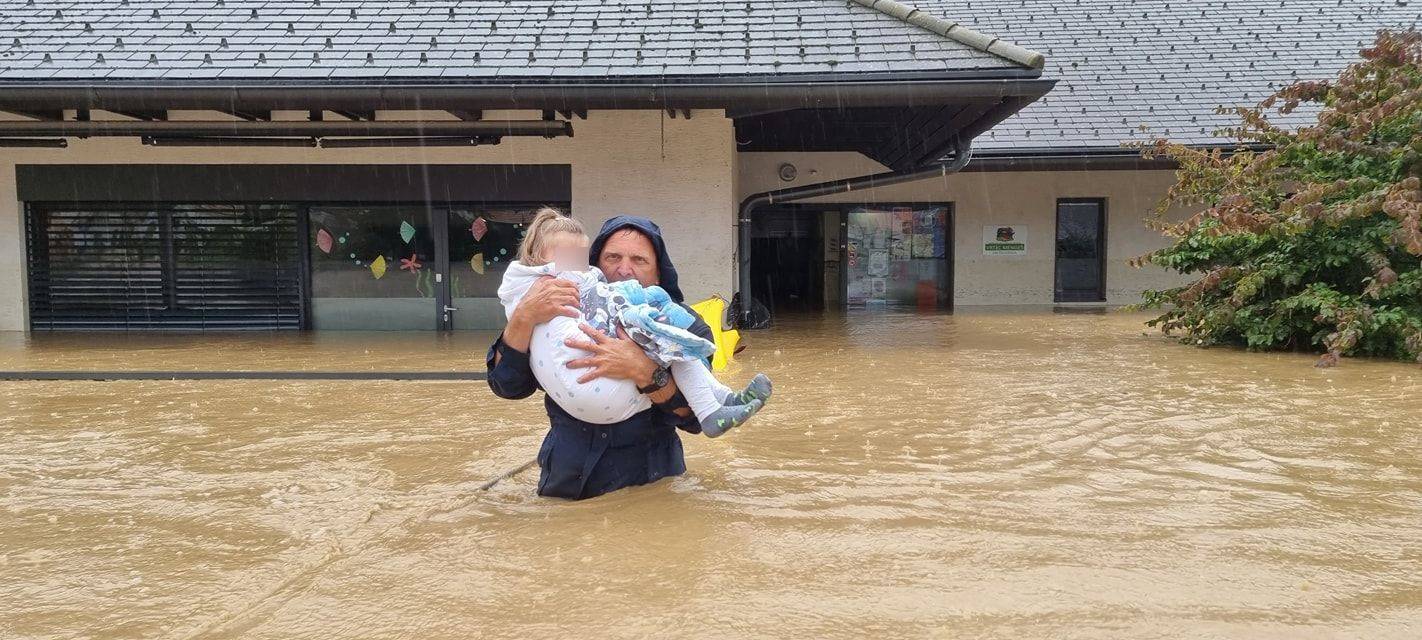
[637,367,669,394]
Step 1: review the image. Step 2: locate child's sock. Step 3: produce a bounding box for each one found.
[672,358,730,415]
[711,383,734,405]
[671,359,756,437]
[702,399,764,438]
[677,359,739,405]
[726,373,773,406]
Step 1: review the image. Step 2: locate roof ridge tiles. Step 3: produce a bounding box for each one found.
[847,0,1045,69]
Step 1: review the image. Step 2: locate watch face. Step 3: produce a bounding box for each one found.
[654,367,670,386]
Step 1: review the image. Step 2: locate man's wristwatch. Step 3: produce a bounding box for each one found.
[637,366,671,394]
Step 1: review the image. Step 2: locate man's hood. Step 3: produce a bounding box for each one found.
[588,215,685,303]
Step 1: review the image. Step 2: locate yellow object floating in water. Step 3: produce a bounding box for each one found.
[471,253,485,275]
[370,255,387,279]
[689,294,740,372]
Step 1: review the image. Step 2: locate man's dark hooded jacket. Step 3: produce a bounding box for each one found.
[485,216,714,500]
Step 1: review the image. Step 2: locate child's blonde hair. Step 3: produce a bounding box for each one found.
[517,207,586,265]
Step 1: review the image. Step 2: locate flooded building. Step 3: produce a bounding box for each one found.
[738,0,1420,312]
[0,1,1413,331]
[0,0,1051,331]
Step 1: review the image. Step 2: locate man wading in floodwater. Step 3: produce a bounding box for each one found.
[486,216,714,500]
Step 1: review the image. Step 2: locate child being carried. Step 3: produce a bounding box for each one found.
[497,209,772,437]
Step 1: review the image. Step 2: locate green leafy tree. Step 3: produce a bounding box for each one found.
[1131,29,1422,366]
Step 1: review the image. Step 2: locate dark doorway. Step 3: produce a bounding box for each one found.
[750,209,823,314]
[1054,198,1107,302]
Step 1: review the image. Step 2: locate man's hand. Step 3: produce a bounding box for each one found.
[564,324,659,386]
[502,277,580,354]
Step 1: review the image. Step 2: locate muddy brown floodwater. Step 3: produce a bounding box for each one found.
[3,309,1422,639]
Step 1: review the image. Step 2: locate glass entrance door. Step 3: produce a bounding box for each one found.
[1054,199,1107,302]
[445,207,542,330]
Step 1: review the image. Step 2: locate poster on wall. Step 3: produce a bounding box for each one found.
[912,208,948,258]
[847,206,949,307]
[890,208,913,261]
[983,225,1028,256]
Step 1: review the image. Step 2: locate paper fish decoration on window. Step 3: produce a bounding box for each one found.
[316,228,333,253]
[370,255,387,279]
[470,253,485,275]
[471,217,488,241]
[399,221,416,244]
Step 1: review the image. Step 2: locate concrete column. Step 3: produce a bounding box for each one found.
[0,162,26,332]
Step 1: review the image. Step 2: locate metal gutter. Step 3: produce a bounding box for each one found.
[907,93,1044,167]
[0,79,1057,112]
[966,142,1274,160]
[735,137,974,325]
[958,154,1178,173]
[952,142,1274,171]
[0,67,1046,87]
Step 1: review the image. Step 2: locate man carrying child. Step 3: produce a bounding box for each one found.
[486,212,771,500]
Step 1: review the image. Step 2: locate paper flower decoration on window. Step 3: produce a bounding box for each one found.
[400,253,423,273]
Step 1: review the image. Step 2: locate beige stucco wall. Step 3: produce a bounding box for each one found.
[0,160,23,331]
[737,152,1195,306]
[0,109,735,331]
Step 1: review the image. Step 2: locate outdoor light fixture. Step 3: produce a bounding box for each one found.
[0,138,67,148]
[141,136,318,147]
[317,136,501,148]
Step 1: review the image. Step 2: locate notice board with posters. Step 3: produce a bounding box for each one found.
[846,205,950,308]
[983,225,1028,256]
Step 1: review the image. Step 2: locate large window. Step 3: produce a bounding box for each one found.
[27,201,563,331]
[845,205,952,309]
[306,204,552,330]
[26,204,303,330]
[19,164,572,332]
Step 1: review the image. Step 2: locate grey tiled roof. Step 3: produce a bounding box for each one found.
[0,1,1028,81]
[916,0,1422,151]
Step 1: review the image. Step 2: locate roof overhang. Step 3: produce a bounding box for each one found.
[0,75,1055,162]
[722,76,1049,171]
[0,76,1053,112]
[733,89,1050,171]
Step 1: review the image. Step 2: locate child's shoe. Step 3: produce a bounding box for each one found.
[726,373,773,406]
